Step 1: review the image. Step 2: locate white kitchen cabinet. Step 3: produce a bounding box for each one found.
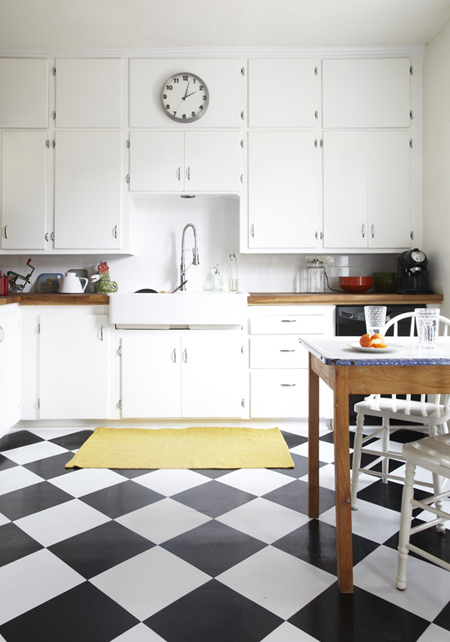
[1,131,49,250]
[120,330,246,418]
[323,130,411,250]
[322,58,411,129]
[248,306,334,419]
[247,131,319,249]
[55,58,123,128]
[129,58,243,129]
[39,314,110,419]
[0,58,49,128]
[54,131,123,249]
[0,306,20,432]
[248,59,318,128]
[129,131,242,193]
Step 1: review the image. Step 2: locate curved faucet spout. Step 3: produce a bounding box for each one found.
[180,223,199,291]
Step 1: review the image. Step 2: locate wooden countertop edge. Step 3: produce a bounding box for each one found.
[0,294,110,305]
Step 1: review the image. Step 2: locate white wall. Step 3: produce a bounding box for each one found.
[423,18,450,317]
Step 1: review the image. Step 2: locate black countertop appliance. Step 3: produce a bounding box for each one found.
[397,248,432,294]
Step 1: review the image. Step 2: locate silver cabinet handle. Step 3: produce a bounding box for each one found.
[45,232,49,242]
[186,167,191,181]
[362,224,366,238]
[183,348,188,363]
[371,224,375,238]
[100,325,104,341]
[0,326,4,343]
[280,349,295,352]
[2,226,7,239]
[113,225,118,239]
[281,319,296,323]
[51,231,55,241]
[250,224,255,238]
[171,348,177,363]
[281,383,296,387]
[177,167,181,181]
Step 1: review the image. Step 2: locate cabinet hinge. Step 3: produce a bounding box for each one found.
[241,111,245,121]
[126,139,130,149]
[37,399,40,409]
[52,139,55,148]
[314,66,318,76]
[52,111,56,120]
[410,139,413,148]
[315,110,318,120]
[410,230,414,240]
[52,66,56,76]
[118,399,122,410]
[118,345,122,356]
[410,65,414,75]
[45,139,50,148]
[410,110,414,120]
[37,323,40,334]
[126,174,130,183]
[241,67,245,76]
[241,398,245,408]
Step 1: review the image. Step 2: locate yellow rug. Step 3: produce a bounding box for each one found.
[65,426,294,469]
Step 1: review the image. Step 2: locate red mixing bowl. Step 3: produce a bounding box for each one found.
[339,276,373,293]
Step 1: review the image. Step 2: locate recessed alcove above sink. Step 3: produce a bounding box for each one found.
[109,291,248,329]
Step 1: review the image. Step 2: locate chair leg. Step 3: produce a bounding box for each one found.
[382,417,390,483]
[396,460,416,591]
[429,423,446,532]
[351,412,365,509]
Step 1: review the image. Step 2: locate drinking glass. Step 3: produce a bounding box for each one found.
[364,306,387,336]
[415,308,439,348]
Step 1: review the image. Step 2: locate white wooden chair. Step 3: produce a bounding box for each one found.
[396,433,450,590]
[351,311,450,509]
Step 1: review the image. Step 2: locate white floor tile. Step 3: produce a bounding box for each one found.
[217,497,310,544]
[0,513,9,526]
[417,624,450,642]
[28,428,85,440]
[15,498,110,547]
[112,623,166,641]
[353,545,450,622]
[116,498,211,545]
[4,440,68,465]
[0,466,43,496]
[261,622,319,642]
[217,468,293,496]
[291,440,336,463]
[319,498,401,543]
[0,549,84,625]
[91,547,210,620]
[217,546,335,620]
[49,467,125,497]
[133,469,209,496]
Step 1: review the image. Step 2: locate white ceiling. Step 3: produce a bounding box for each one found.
[1,0,450,51]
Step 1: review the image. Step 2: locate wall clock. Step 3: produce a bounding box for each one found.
[161,72,209,123]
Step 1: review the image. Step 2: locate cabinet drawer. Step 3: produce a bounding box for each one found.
[250,370,308,418]
[250,314,327,335]
[249,336,307,369]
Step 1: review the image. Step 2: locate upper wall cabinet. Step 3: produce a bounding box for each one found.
[129,59,243,128]
[55,58,123,128]
[0,58,49,128]
[248,59,318,128]
[322,58,411,128]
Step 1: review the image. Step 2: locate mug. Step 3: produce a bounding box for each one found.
[0,272,9,296]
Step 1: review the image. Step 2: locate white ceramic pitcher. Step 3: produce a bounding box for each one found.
[59,272,88,294]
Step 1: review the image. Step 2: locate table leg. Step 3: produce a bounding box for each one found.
[334,367,353,593]
[308,353,320,518]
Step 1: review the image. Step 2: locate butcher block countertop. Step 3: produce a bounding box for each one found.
[0,292,444,306]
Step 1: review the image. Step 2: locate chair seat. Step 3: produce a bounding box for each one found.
[354,397,450,425]
[402,433,450,474]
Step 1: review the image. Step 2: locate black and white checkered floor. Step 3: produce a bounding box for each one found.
[0,422,449,642]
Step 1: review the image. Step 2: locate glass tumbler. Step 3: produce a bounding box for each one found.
[364,306,387,336]
[415,308,439,348]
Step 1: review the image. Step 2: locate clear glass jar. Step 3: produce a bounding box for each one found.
[307,259,325,293]
[227,252,239,292]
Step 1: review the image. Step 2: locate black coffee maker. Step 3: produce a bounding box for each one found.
[397,248,432,293]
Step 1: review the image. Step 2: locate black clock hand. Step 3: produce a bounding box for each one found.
[184,91,197,99]
[182,81,190,100]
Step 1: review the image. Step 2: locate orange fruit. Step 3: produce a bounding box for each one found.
[372,343,388,349]
[370,333,385,342]
[360,334,372,347]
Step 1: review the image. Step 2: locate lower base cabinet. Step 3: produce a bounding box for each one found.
[0,306,20,431]
[120,330,247,418]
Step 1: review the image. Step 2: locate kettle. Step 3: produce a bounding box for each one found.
[59,272,88,294]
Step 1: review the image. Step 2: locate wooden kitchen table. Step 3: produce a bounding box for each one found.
[298,335,450,594]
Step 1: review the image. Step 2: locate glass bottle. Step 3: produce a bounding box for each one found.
[212,265,223,291]
[227,252,239,292]
[307,259,325,293]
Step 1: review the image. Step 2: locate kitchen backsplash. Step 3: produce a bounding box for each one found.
[0,196,398,294]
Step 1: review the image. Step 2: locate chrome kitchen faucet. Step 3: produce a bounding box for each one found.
[180,223,199,291]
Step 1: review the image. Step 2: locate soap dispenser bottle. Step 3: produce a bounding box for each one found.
[212,265,223,291]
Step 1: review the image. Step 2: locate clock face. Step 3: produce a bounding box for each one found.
[161,72,209,123]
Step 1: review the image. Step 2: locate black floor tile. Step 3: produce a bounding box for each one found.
[79,479,165,519]
[49,430,93,451]
[264,479,335,515]
[0,453,17,471]
[357,478,429,513]
[0,522,43,567]
[434,600,450,632]
[0,480,73,521]
[189,468,236,479]
[384,517,450,564]
[390,429,428,444]
[24,452,77,479]
[280,429,308,449]
[0,430,44,452]
[162,520,266,576]
[289,584,430,642]
[273,519,379,575]
[172,479,256,518]
[0,581,139,642]
[145,579,283,642]
[49,520,154,579]
[272,452,310,478]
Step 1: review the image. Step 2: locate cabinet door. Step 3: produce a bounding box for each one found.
[249,59,317,128]
[129,131,185,191]
[323,131,367,249]
[182,332,244,418]
[0,309,20,432]
[0,58,48,128]
[54,131,122,249]
[121,333,181,418]
[1,131,48,250]
[250,370,309,418]
[367,131,411,248]
[322,58,411,128]
[55,58,122,128]
[185,132,241,192]
[39,315,110,419]
[248,131,318,249]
